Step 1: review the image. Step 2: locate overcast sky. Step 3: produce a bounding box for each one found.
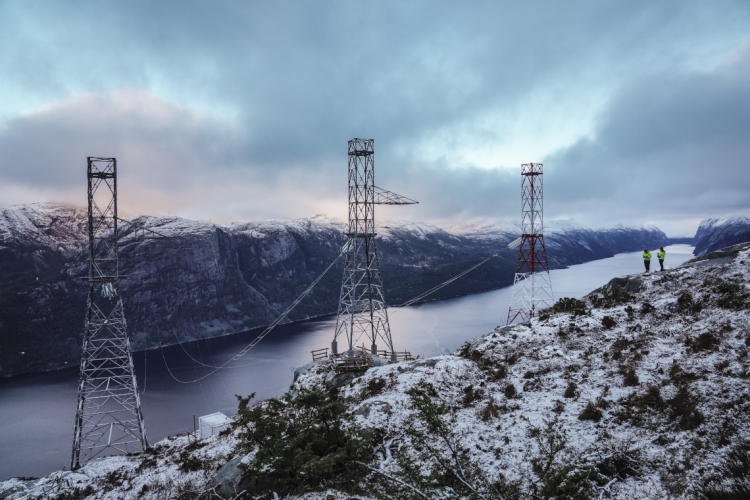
[1,1,749,236]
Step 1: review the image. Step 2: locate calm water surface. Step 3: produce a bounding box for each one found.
[0,245,694,479]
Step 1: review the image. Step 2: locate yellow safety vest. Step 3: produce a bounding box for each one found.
[658,250,665,259]
[643,252,652,260]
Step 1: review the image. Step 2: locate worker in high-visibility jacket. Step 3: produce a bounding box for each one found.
[658,246,666,271]
[643,249,652,273]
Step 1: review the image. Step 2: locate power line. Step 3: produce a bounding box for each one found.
[395,254,498,308]
[160,251,344,384]
[158,249,500,384]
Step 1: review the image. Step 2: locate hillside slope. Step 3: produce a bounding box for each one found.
[0,203,669,376]
[694,216,750,256]
[2,243,748,499]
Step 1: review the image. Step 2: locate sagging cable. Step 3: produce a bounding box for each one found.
[395,254,498,308]
[160,252,343,384]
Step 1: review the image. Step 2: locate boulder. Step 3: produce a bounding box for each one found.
[203,454,249,499]
[604,276,642,293]
[324,370,365,389]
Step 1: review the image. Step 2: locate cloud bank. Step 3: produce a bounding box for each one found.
[0,1,748,234]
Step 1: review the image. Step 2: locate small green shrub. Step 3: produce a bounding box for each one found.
[602,316,616,329]
[540,463,608,499]
[578,401,603,422]
[477,356,508,380]
[484,362,508,381]
[529,419,567,480]
[668,385,704,431]
[622,365,639,387]
[611,338,627,360]
[178,449,206,472]
[102,470,124,487]
[50,485,96,500]
[639,384,664,410]
[677,291,703,314]
[689,332,719,352]
[616,384,665,428]
[136,454,158,472]
[461,385,484,407]
[479,397,501,421]
[715,359,730,372]
[504,383,518,399]
[564,382,577,398]
[640,302,656,315]
[552,297,588,316]
[596,445,641,480]
[625,305,635,321]
[669,362,697,385]
[714,279,749,310]
[366,377,387,397]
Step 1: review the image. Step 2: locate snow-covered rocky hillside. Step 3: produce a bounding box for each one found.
[0,203,668,376]
[694,216,750,257]
[4,242,748,500]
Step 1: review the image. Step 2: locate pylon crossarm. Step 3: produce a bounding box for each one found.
[373,186,418,205]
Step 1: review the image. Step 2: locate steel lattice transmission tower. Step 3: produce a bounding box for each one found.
[506,163,553,324]
[332,139,417,361]
[72,157,147,469]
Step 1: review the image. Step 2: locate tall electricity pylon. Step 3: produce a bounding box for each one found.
[506,163,553,324]
[332,138,417,361]
[72,157,147,469]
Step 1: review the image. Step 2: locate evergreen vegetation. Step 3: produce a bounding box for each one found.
[232,389,373,497]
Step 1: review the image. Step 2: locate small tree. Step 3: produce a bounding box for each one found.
[233,389,373,496]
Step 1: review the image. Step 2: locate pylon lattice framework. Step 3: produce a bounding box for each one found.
[332,139,416,361]
[72,157,147,469]
[506,163,553,324]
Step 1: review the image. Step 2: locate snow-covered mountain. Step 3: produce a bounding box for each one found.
[3,242,748,499]
[0,203,668,376]
[693,216,750,256]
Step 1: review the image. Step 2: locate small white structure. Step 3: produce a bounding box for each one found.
[198,412,232,440]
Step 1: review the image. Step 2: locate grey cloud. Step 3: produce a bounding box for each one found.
[1,1,750,231]
[0,89,516,222]
[0,90,345,219]
[3,0,749,166]
[0,91,237,188]
[545,45,750,229]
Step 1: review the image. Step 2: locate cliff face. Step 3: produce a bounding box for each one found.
[693,216,750,256]
[0,203,669,376]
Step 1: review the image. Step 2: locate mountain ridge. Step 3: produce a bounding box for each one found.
[693,215,750,256]
[0,202,670,377]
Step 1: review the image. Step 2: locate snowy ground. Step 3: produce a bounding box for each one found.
[2,243,749,499]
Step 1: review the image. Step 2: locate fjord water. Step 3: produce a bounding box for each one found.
[0,245,694,480]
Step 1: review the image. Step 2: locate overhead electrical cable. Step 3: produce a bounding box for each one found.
[395,254,498,308]
[161,252,343,383]
[160,249,500,384]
